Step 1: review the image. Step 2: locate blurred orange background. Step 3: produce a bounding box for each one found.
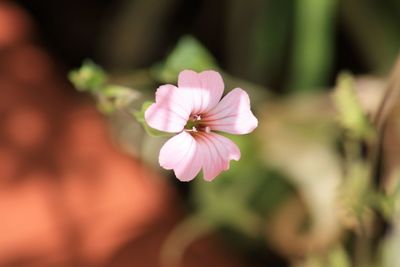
[0,2,252,266]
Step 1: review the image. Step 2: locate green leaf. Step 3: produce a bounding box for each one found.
[68,60,107,92]
[132,101,173,137]
[152,35,219,83]
[332,72,375,139]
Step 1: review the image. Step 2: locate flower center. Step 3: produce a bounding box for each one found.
[185,114,210,133]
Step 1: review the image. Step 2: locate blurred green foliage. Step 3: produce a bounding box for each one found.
[192,134,293,236]
[290,0,337,91]
[304,246,351,267]
[152,36,219,83]
[69,60,107,92]
[69,60,139,113]
[333,72,375,140]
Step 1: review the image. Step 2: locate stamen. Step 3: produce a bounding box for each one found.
[205,126,211,133]
[192,126,198,132]
[193,114,202,121]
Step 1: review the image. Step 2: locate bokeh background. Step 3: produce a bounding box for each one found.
[1,0,399,267]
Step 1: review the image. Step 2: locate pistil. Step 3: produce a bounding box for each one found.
[185,114,209,133]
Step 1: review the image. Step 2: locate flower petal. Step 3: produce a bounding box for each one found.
[159,131,202,181]
[145,85,191,133]
[178,70,224,114]
[196,132,240,181]
[204,88,258,134]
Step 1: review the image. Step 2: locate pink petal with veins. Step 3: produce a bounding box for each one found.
[144,85,191,133]
[204,88,258,134]
[178,70,224,114]
[196,132,240,181]
[159,131,202,181]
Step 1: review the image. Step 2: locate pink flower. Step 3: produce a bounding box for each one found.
[145,70,258,182]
